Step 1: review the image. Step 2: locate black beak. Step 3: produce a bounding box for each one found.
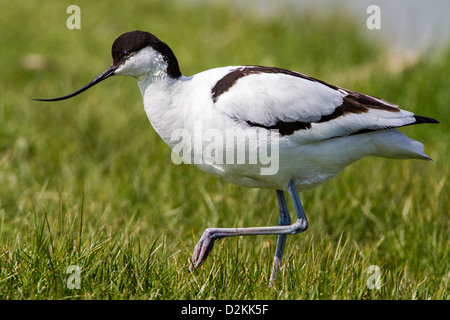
[33,65,116,101]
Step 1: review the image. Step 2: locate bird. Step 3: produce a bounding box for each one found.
[35,30,439,284]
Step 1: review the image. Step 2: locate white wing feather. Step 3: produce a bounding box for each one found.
[212,69,417,141]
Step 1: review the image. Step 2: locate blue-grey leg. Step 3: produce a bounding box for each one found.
[287,180,308,223]
[270,190,291,284]
[190,180,308,283]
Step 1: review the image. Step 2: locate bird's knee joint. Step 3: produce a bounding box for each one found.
[202,228,222,241]
[290,219,308,234]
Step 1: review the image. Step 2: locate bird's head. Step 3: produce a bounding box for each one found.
[34,30,181,102]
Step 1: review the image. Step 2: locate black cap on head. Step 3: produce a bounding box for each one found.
[112,30,181,78]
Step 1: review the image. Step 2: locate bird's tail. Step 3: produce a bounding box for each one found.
[371,128,432,161]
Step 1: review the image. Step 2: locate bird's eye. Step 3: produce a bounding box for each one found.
[123,50,131,57]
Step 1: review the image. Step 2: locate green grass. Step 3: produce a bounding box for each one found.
[0,0,448,299]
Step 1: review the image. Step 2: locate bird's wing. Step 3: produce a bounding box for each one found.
[211,66,420,141]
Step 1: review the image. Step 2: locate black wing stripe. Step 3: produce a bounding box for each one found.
[211,65,339,103]
[244,91,402,136]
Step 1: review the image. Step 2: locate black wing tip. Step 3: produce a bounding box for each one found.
[414,115,440,124]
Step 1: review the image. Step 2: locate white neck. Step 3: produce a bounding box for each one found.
[137,73,189,147]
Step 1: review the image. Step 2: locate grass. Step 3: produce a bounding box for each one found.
[0,0,448,299]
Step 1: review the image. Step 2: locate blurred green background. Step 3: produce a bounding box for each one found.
[0,0,448,299]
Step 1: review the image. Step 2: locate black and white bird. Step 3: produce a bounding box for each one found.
[35,30,438,284]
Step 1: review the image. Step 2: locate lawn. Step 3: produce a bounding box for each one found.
[0,0,448,300]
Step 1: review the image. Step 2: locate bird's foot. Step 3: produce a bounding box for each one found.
[189,228,220,272]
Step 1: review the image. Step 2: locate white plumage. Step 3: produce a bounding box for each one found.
[136,63,430,190]
[35,31,438,284]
